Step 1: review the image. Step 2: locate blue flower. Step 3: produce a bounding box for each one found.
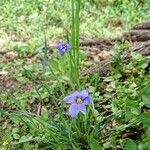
[64,89,93,117]
[57,42,71,55]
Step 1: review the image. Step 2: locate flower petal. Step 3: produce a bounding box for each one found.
[57,42,64,50]
[69,103,79,117]
[64,91,80,103]
[78,104,86,114]
[57,42,66,55]
[57,42,71,55]
[59,47,66,55]
[83,96,93,105]
[80,89,89,99]
[65,43,71,50]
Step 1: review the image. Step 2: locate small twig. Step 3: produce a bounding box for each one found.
[37,101,42,116]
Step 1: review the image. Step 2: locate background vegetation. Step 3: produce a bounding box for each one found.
[0,0,150,150]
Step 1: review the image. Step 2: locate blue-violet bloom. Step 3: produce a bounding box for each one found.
[64,89,93,117]
[57,42,71,55]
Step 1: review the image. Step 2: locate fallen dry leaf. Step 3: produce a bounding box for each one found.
[0,70,8,76]
[93,55,101,63]
[4,51,18,61]
[98,50,113,60]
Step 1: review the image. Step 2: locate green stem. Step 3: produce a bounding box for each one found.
[70,0,81,89]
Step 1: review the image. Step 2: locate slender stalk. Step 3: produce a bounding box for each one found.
[71,0,76,59]
[70,0,81,89]
[75,0,80,79]
[43,32,65,95]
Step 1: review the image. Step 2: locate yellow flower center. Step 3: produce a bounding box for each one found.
[3,140,9,146]
[76,98,83,104]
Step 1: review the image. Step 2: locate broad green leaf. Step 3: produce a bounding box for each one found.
[89,137,102,150]
[0,147,7,150]
[124,139,137,150]
[140,112,150,127]
[141,84,150,107]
